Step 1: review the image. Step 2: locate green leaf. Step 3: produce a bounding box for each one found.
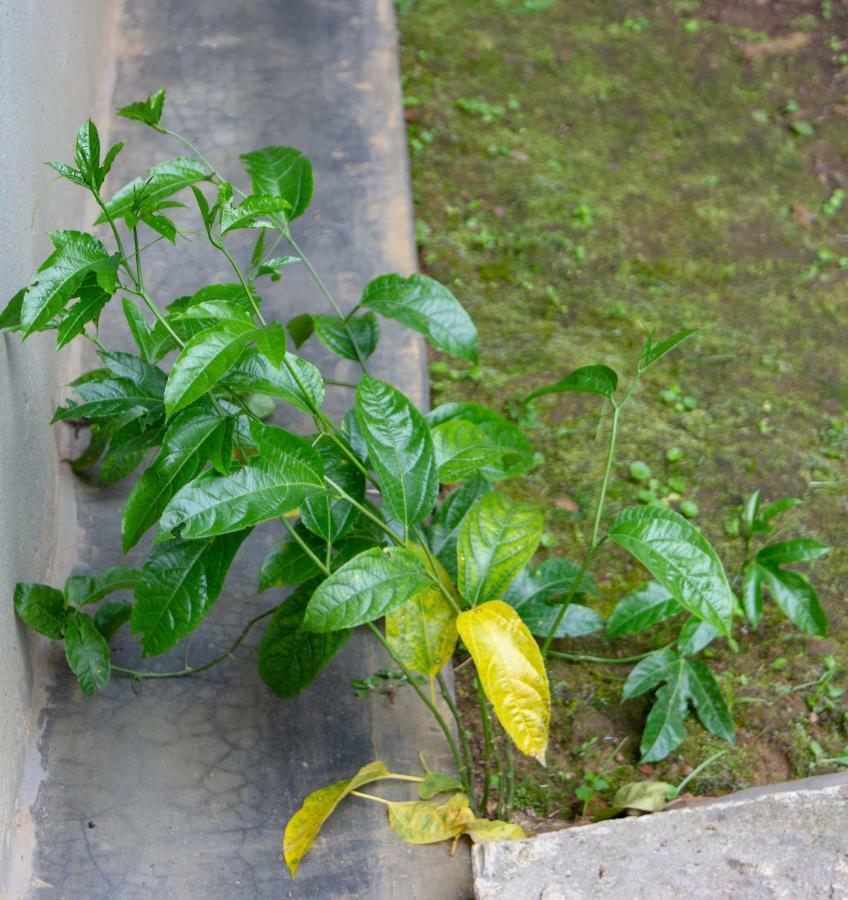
[100,349,168,398]
[160,421,325,539]
[100,418,166,485]
[46,160,88,188]
[14,583,67,639]
[685,659,735,742]
[742,490,761,528]
[258,526,325,591]
[608,505,734,637]
[760,497,802,521]
[638,329,697,372]
[431,419,508,483]
[52,376,162,422]
[761,566,828,636]
[123,298,156,360]
[525,365,618,402]
[426,474,492,580]
[504,558,599,638]
[117,88,166,126]
[287,312,314,347]
[677,617,719,656]
[302,547,433,632]
[131,532,248,656]
[457,491,543,606]
[640,660,688,762]
[20,231,117,337]
[64,612,111,695]
[426,402,534,480]
[164,321,256,417]
[220,193,291,234]
[55,276,110,349]
[355,375,439,527]
[74,119,101,186]
[301,438,364,543]
[254,322,287,368]
[64,565,138,606]
[606,582,681,638]
[312,313,380,361]
[98,157,208,222]
[418,772,464,800]
[284,761,391,877]
[93,601,132,642]
[622,647,681,700]
[122,403,228,550]
[743,562,764,627]
[756,539,830,566]
[223,349,324,414]
[256,255,300,281]
[360,273,478,362]
[240,146,313,220]
[0,288,25,331]
[259,583,350,699]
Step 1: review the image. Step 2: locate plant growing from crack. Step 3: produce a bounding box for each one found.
[4,89,831,875]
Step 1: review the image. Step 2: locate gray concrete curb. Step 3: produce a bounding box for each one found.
[472,772,848,899]
[17,2,470,897]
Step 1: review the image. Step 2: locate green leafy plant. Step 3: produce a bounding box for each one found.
[4,89,831,877]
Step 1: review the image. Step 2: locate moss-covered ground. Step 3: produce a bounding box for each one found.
[398,0,848,826]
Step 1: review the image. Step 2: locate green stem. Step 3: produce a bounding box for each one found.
[280,516,331,575]
[350,790,391,806]
[366,622,468,794]
[503,738,516,820]
[474,676,495,813]
[668,749,727,799]
[112,607,275,680]
[284,231,370,371]
[548,649,656,665]
[324,477,403,546]
[436,672,478,813]
[542,400,621,656]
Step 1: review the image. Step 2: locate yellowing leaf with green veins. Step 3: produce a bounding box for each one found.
[457,600,550,764]
[464,818,527,843]
[283,760,390,877]
[387,794,474,844]
[385,585,457,676]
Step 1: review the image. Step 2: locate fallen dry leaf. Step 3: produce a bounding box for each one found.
[740,32,810,62]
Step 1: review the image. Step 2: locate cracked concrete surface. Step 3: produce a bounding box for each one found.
[17,2,471,897]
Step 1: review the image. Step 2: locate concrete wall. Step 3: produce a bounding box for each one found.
[0,1,117,885]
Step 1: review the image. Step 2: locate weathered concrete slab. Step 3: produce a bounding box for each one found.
[16,1,470,897]
[473,773,848,899]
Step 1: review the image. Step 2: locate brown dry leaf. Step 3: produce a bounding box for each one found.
[740,32,810,61]
[792,202,817,226]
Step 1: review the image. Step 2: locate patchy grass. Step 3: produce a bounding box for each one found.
[399,0,848,825]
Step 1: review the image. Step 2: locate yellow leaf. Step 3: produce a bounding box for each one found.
[283,760,390,877]
[386,585,458,676]
[456,600,550,764]
[465,817,527,843]
[387,793,475,844]
[406,541,460,600]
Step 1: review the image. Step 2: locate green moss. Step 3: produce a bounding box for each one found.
[399,0,848,805]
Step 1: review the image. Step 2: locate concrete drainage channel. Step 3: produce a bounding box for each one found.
[6,1,468,897]
[4,2,848,899]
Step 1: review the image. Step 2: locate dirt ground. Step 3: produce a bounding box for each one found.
[398,0,848,826]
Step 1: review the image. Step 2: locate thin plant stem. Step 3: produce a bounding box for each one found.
[324,477,402,546]
[503,738,516,820]
[280,516,331,575]
[436,672,478,814]
[474,676,495,813]
[547,649,656,665]
[112,607,275,680]
[366,622,469,796]
[542,400,622,656]
[350,790,392,806]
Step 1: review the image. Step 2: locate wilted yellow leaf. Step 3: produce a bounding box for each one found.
[386,586,458,676]
[387,793,475,844]
[465,817,527,843]
[456,600,550,764]
[283,760,390,877]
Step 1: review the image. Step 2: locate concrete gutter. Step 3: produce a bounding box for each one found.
[10,1,470,897]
